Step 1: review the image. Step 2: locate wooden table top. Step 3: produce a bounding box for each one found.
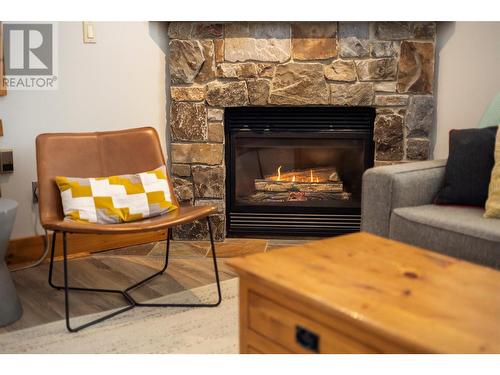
[227,232,500,353]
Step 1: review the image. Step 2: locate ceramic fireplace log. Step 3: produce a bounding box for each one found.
[254,180,344,193]
[245,191,351,203]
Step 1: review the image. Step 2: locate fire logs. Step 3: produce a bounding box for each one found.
[254,180,343,193]
[245,167,351,203]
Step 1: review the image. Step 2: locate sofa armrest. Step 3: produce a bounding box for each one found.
[361,160,447,237]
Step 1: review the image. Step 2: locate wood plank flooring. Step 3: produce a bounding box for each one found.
[1,238,309,334]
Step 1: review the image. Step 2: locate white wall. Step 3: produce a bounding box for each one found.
[433,22,500,159]
[0,22,168,238]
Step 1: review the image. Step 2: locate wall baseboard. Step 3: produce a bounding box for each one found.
[7,230,167,267]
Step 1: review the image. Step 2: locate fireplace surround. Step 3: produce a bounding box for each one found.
[167,21,436,240]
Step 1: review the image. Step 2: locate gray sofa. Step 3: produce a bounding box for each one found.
[361,160,500,269]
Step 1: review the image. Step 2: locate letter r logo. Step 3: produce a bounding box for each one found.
[3,23,53,75]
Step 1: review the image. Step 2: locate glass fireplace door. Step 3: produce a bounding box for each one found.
[233,133,366,209]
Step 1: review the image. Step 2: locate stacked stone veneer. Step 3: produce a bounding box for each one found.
[168,21,436,240]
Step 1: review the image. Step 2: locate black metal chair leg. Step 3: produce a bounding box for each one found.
[207,216,223,306]
[123,228,171,293]
[162,227,172,274]
[124,217,222,307]
[60,232,135,333]
[49,220,222,333]
[48,231,126,295]
[48,231,58,289]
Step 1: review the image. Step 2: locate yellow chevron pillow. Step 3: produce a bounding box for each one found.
[485,127,500,218]
[55,165,177,224]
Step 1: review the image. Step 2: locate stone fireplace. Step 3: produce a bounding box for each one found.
[167,21,436,240]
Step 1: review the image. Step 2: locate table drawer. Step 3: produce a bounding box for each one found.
[248,291,377,353]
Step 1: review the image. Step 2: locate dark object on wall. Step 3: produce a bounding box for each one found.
[434,126,498,207]
[0,149,13,173]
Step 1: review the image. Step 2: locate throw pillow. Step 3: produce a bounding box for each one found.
[434,126,498,207]
[55,165,177,224]
[484,127,500,218]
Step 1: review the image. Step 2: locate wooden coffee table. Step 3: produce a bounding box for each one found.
[227,232,500,353]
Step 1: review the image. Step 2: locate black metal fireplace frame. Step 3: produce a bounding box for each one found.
[225,106,375,238]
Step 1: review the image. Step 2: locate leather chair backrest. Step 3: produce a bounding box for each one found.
[35,127,177,225]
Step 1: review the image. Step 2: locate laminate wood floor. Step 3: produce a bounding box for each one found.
[1,238,309,334]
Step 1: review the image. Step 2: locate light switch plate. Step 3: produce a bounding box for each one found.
[83,22,96,44]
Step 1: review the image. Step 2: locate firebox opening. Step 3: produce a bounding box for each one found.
[235,137,364,207]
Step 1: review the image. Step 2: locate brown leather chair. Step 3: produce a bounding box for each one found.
[36,127,221,332]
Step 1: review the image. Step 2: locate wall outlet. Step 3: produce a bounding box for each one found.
[32,181,39,204]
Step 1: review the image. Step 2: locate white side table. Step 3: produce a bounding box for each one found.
[0,198,22,326]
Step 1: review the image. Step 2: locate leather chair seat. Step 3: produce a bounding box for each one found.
[42,205,217,234]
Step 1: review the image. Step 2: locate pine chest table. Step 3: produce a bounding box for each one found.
[227,232,500,353]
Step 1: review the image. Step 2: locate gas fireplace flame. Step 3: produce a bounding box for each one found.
[272,166,326,183]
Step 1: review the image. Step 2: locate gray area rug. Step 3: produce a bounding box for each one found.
[0,278,239,354]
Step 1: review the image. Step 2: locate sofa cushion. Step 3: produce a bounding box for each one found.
[390,205,500,269]
[434,126,498,207]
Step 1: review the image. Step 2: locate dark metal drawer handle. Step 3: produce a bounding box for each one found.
[295,325,319,353]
